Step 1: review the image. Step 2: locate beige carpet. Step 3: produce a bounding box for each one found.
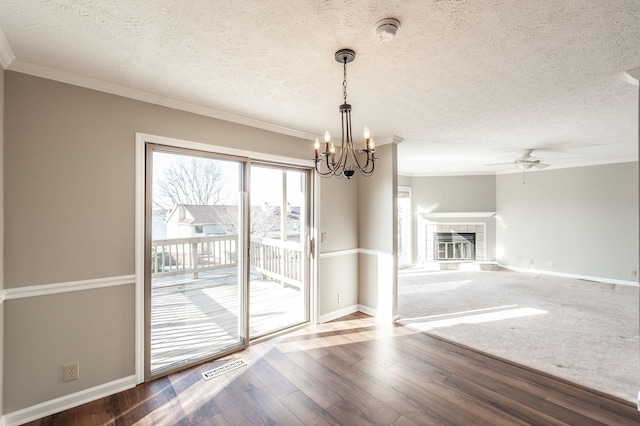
[396,268,640,403]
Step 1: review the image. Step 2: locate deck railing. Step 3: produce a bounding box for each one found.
[151,235,303,289]
[250,237,303,289]
[151,235,238,278]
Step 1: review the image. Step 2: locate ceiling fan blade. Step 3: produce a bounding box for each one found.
[534,162,550,169]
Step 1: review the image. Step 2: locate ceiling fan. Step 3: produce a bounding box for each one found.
[487,149,550,170]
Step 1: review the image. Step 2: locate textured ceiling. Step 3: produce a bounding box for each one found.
[0,0,639,175]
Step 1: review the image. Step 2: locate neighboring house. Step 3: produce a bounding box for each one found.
[165,204,238,239]
[163,204,300,240]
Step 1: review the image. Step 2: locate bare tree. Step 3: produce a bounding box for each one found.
[154,157,226,210]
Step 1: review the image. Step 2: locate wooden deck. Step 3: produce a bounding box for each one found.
[151,267,305,373]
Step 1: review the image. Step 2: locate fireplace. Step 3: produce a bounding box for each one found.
[435,232,475,260]
[421,223,486,263]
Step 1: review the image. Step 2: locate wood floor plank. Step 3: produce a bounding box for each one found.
[23,313,640,426]
[280,390,338,426]
[229,367,303,425]
[285,346,401,425]
[261,340,343,410]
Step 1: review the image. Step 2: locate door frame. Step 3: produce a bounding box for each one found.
[134,133,317,384]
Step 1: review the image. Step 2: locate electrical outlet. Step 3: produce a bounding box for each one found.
[338,293,343,303]
[529,258,534,265]
[321,233,327,243]
[547,261,553,267]
[63,362,79,382]
[630,269,637,277]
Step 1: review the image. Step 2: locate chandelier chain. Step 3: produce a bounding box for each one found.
[342,59,348,104]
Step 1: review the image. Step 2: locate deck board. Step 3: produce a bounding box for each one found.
[151,267,305,372]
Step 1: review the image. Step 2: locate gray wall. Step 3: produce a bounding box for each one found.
[2,71,337,413]
[403,174,497,264]
[318,176,359,316]
[358,143,398,318]
[496,162,639,282]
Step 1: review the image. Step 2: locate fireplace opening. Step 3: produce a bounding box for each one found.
[435,232,475,260]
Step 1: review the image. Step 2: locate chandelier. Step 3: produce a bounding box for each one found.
[312,49,377,179]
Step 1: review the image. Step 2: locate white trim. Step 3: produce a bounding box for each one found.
[372,134,404,147]
[500,265,639,287]
[401,171,497,177]
[138,132,309,168]
[626,67,640,83]
[319,248,360,259]
[318,304,359,323]
[359,248,393,257]
[495,158,637,174]
[312,172,321,324]
[8,60,315,141]
[134,134,146,384]
[358,304,377,318]
[400,159,637,177]
[2,375,136,426]
[0,289,6,305]
[0,27,15,69]
[420,212,496,219]
[3,275,135,300]
[318,248,394,259]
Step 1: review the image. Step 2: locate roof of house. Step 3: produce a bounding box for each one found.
[178,205,238,225]
[167,204,292,225]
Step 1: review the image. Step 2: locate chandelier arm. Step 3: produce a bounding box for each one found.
[331,107,347,172]
[313,156,336,176]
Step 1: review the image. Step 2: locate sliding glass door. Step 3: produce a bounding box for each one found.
[144,145,311,379]
[145,145,247,378]
[249,165,309,338]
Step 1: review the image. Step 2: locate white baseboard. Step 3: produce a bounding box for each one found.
[357,304,377,318]
[318,304,359,323]
[2,375,136,426]
[500,265,639,287]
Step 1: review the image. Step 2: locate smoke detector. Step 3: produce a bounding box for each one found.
[374,18,400,42]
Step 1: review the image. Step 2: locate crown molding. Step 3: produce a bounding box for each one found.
[400,157,637,177]
[0,26,15,69]
[6,59,317,141]
[625,67,640,84]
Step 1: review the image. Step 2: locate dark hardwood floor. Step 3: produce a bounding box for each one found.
[25,313,640,425]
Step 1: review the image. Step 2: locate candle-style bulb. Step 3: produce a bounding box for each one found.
[324,130,331,143]
[329,143,335,154]
[369,138,375,149]
[314,137,320,150]
[363,126,370,140]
